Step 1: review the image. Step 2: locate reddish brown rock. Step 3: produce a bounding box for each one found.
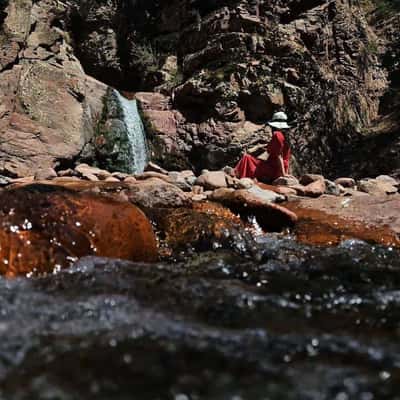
[257,183,297,197]
[335,178,356,188]
[135,171,172,183]
[0,184,158,277]
[145,162,168,175]
[124,176,137,185]
[105,177,120,183]
[290,179,326,198]
[209,188,297,231]
[149,202,248,257]
[299,174,325,186]
[285,194,400,247]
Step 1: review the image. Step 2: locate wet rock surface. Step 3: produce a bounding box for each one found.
[0,184,157,276]
[1,239,400,399]
[285,194,400,247]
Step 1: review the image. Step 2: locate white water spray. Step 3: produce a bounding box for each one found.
[114,90,149,174]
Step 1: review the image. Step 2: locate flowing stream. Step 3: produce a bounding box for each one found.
[114,90,149,174]
[1,237,400,399]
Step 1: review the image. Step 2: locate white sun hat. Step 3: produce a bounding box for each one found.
[268,111,291,129]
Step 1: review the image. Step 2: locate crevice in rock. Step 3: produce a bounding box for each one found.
[280,0,328,24]
[0,0,8,27]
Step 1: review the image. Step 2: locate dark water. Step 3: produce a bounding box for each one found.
[1,238,400,399]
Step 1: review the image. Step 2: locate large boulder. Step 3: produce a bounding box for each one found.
[209,187,297,231]
[357,178,398,195]
[285,193,400,247]
[195,171,228,190]
[125,178,192,209]
[0,184,158,277]
[0,0,108,177]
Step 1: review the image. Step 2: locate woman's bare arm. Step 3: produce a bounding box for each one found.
[278,155,286,177]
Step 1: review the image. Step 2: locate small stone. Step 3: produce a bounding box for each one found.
[335,177,356,188]
[178,170,195,179]
[358,178,398,195]
[291,179,326,198]
[238,178,254,189]
[300,174,324,186]
[247,185,285,203]
[135,171,170,181]
[222,166,236,177]
[81,172,99,182]
[167,171,193,191]
[225,175,239,188]
[34,168,57,181]
[273,176,300,186]
[208,188,236,202]
[376,175,398,187]
[105,177,120,183]
[124,177,137,185]
[192,185,204,195]
[145,161,168,175]
[324,179,341,196]
[192,194,207,202]
[0,176,12,186]
[126,178,191,208]
[112,172,130,180]
[195,171,228,190]
[96,170,112,180]
[57,169,75,177]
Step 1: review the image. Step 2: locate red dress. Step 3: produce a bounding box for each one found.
[235,131,290,183]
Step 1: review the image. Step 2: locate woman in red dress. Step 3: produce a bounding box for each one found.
[235,112,291,183]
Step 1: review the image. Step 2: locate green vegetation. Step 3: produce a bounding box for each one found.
[130,42,160,75]
[365,39,379,55]
[371,0,400,18]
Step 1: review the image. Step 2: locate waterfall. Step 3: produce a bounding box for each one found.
[114,90,149,174]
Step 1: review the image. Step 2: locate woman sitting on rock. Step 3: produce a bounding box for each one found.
[235,112,291,183]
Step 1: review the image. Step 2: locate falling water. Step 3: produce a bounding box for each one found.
[114,90,149,174]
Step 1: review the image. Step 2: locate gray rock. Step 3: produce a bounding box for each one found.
[358,178,398,195]
[237,178,254,189]
[324,179,341,196]
[195,171,228,190]
[335,177,356,188]
[34,168,57,181]
[376,175,399,187]
[247,185,285,203]
[273,176,300,187]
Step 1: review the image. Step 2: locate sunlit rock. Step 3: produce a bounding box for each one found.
[209,187,297,231]
[285,194,400,247]
[0,184,157,277]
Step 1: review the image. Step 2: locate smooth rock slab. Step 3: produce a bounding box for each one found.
[209,188,297,231]
[0,184,157,277]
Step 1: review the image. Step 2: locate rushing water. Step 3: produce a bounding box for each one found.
[1,237,400,399]
[114,90,149,174]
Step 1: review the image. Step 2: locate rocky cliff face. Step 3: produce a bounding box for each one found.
[0,0,398,177]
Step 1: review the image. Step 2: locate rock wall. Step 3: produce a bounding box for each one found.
[0,0,108,177]
[0,0,399,177]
